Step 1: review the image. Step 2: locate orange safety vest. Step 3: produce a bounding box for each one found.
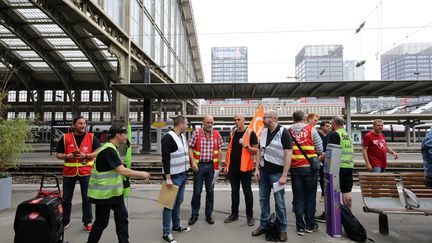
[225,128,254,172]
[63,133,95,177]
[290,126,318,168]
[192,128,220,170]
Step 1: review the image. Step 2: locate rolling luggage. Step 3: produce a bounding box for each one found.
[14,175,65,243]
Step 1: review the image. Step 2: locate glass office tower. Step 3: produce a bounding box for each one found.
[295,45,343,81]
[381,42,432,80]
[211,47,248,83]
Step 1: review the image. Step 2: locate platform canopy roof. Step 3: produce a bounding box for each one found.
[112,80,432,100]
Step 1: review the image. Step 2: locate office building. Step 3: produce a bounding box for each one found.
[211,47,248,83]
[381,42,432,80]
[344,60,365,81]
[295,45,343,81]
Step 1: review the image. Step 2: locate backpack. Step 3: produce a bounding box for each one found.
[265,213,280,242]
[340,204,367,242]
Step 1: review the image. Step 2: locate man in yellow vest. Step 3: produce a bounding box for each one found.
[87,124,150,243]
[224,113,258,226]
[188,115,224,225]
[328,116,354,209]
[56,115,100,232]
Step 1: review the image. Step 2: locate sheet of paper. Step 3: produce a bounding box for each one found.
[272,181,285,193]
[212,170,220,185]
[157,182,179,209]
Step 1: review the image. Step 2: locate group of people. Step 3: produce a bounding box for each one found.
[56,112,412,243]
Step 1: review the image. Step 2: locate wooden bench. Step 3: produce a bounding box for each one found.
[400,172,432,215]
[358,172,426,234]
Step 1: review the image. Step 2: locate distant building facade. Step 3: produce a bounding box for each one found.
[295,45,343,81]
[211,47,248,83]
[381,42,432,80]
[344,60,365,80]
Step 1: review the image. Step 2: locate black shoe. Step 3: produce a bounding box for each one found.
[188,215,198,225]
[315,212,326,223]
[305,224,319,233]
[172,225,191,232]
[247,217,255,226]
[252,226,266,236]
[206,216,214,224]
[224,214,238,223]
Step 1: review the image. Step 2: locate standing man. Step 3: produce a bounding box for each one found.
[315,120,331,222]
[161,115,194,243]
[252,110,292,242]
[188,115,224,225]
[224,113,258,226]
[421,129,432,187]
[362,119,399,172]
[56,115,100,232]
[328,116,354,209]
[289,110,323,236]
[87,124,150,243]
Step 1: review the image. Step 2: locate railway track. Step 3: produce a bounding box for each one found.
[9,163,424,183]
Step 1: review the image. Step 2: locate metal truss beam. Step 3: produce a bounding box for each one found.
[31,0,113,102]
[0,48,38,110]
[38,0,173,83]
[0,6,75,105]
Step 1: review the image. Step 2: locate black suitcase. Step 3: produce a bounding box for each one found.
[14,175,65,243]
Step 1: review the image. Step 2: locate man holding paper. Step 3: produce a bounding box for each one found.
[161,115,193,243]
[224,113,258,226]
[188,115,224,225]
[252,110,292,242]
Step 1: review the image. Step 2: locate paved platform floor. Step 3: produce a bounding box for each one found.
[1,184,431,243]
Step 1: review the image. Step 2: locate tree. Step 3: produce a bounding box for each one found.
[0,68,32,178]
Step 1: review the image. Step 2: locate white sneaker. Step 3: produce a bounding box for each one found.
[162,233,177,243]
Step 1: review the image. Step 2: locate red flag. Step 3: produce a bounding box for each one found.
[249,104,264,139]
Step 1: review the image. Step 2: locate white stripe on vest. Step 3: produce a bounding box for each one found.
[260,126,286,166]
[165,131,190,175]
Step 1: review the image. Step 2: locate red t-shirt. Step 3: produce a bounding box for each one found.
[362,131,387,168]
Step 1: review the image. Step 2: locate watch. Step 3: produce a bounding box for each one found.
[245,145,249,149]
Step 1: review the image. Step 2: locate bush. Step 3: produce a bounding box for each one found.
[0,118,32,178]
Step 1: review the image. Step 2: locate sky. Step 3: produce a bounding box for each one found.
[190,0,432,83]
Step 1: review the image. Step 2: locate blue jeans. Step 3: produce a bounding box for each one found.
[290,167,318,231]
[63,175,92,226]
[372,167,385,173]
[258,168,287,232]
[191,163,214,217]
[162,173,187,236]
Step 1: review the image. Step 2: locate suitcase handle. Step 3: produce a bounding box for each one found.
[40,175,61,192]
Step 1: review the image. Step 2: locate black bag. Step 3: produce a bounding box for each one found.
[265,213,280,242]
[14,196,64,243]
[340,204,367,242]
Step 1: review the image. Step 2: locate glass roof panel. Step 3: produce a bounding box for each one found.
[68,61,95,69]
[0,25,13,34]
[46,38,77,48]
[6,0,32,7]
[31,24,66,37]
[58,50,86,60]
[27,62,50,69]
[0,38,28,49]
[16,8,50,22]
[14,50,40,59]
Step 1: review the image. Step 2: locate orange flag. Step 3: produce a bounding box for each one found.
[248,104,264,140]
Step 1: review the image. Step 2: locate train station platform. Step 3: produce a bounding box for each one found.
[1,184,431,243]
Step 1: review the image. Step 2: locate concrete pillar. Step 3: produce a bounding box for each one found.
[344,96,352,135]
[142,66,152,153]
[156,99,162,154]
[406,120,411,146]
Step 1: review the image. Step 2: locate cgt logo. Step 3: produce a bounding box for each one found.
[28,212,40,220]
